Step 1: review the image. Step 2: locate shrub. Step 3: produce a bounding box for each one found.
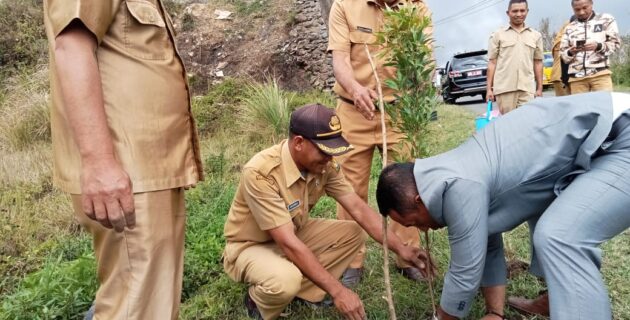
[241,78,295,143]
[0,0,47,74]
[191,78,246,136]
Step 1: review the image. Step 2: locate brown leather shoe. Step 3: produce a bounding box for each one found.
[397,267,426,282]
[244,291,263,320]
[507,292,549,317]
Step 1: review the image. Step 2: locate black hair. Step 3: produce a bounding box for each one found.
[508,0,528,9]
[376,162,420,217]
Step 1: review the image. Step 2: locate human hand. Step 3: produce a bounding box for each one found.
[399,246,438,278]
[486,89,495,102]
[80,156,135,232]
[535,88,543,97]
[332,287,366,320]
[350,84,377,121]
[582,40,598,52]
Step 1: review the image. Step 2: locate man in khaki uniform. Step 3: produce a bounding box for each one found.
[43,1,203,319]
[551,20,573,97]
[560,0,621,94]
[223,104,430,320]
[327,0,433,283]
[486,0,543,114]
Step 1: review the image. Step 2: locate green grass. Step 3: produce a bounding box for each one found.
[1,84,629,319]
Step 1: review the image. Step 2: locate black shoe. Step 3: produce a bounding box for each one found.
[340,267,364,288]
[397,267,426,282]
[296,297,334,309]
[244,291,263,320]
[84,304,95,320]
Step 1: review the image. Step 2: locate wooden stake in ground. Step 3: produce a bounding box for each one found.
[424,230,438,320]
[364,43,397,320]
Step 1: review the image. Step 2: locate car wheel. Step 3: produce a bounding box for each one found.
[445,96,456,104]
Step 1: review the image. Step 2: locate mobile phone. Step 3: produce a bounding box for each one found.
[576,40,586,48]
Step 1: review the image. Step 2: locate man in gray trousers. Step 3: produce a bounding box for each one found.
[376,91,630,320]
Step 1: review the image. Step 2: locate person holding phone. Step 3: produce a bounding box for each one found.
[560,0,622,94]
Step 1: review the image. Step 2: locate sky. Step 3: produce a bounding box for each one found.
[425,0,630,66]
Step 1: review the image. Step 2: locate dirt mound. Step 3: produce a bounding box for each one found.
[171,0,311,94]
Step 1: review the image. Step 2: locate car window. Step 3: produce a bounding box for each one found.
[452,55,488,70]
[543,52,553,67]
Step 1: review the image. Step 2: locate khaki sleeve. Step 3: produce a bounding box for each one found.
[324,164,355,199]
[534,33,544,60]
[327,0,351,53]
[488,31,499,60]
[242,168,293,231]
[417,2,434,54]
[45,0,120,43]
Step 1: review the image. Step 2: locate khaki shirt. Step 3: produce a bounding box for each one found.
[44,0,203,194]
[223,141,354,262]
[327,0,433,101]
[551,22,571,82]
[488,25,543,95]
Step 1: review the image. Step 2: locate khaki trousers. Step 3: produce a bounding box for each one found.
[335,99,420,268]
[495,90,534,114]
[553,81,571,97]
[72,188,186,320]
[224,219,365,320]
[569,74,613,94]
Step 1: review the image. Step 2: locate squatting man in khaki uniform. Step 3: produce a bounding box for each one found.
[43,0,203,319]
[486,0,543,114]
[223,104,431,320]
[328,0,433,284]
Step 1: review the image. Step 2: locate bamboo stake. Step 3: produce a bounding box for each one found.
[424,230,438,320]
[364,43,396,320]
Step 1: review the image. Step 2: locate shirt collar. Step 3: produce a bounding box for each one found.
[281,141,304,188]
[505,24,531,32]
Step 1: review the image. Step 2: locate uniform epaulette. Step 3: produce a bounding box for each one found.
[256,155,282,176]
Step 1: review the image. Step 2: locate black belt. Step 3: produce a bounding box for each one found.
[338,96,398,107]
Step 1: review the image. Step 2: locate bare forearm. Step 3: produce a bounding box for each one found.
[55,24,113,161]
[332,51,361,97]
[282,242,345,297]
[486,60,496,90]
[534,60,543,90]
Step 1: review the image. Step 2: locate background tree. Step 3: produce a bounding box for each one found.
[538,17,553,51]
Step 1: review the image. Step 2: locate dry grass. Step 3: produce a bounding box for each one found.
[0,66,50,151]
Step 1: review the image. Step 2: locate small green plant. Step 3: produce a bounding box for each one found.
[0,254,97,320]
[234,0,266,16]
[191,78,246,136]
[377,5,438,158]
[241,77,295,143]
[181,12,195,32]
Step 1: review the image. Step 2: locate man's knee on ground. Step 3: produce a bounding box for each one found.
[254,266,302,304]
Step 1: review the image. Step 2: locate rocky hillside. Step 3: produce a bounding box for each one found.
[169,0,335,94]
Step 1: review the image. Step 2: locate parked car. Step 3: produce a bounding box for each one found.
[542,51,553,87]
[440,50,488,104]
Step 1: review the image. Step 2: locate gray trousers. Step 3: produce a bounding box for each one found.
[533,120,630,319]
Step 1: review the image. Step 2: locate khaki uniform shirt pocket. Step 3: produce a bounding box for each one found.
[121,0,173,60]
[349,30,378,64]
